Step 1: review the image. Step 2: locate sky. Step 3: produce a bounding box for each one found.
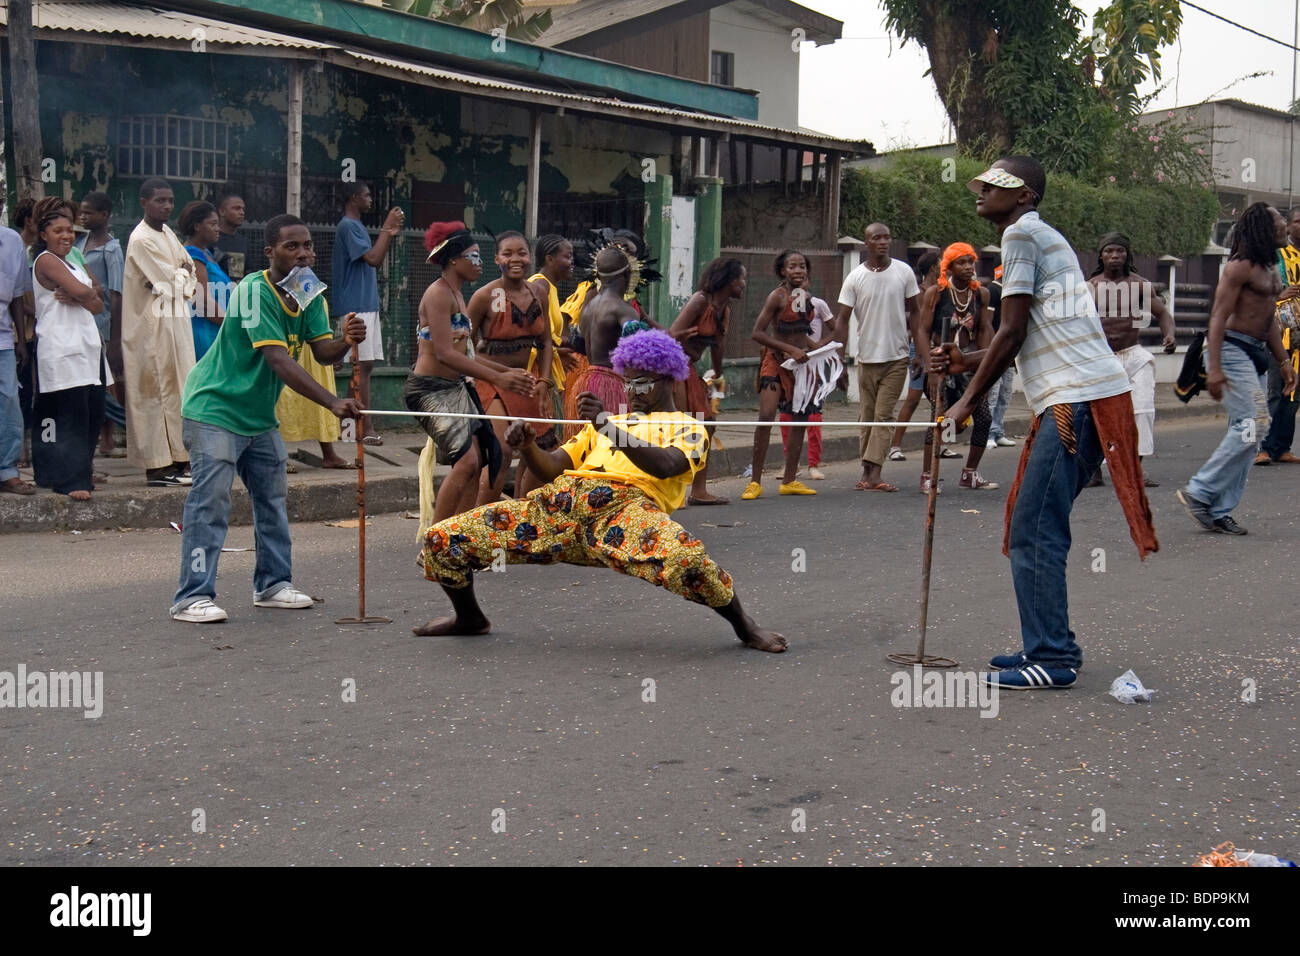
[797,0,1300,148]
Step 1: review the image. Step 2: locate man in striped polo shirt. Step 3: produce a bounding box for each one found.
[930,156,1158,690]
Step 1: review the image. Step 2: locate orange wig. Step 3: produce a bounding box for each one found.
[937,242,981,290]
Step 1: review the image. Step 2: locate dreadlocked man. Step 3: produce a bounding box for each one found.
[1178,203,1298,535]
[1086,232,1175,488]
[414,327,788,653]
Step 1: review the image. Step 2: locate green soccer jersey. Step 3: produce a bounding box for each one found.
[182,270,333,436]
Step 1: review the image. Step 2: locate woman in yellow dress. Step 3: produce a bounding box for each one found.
[276,292,354,470]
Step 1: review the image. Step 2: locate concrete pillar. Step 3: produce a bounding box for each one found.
[286,62,304,217]
[694,175,723,282]
[525,109,541,238]
[823,152,842,246]
[643,171,674,326]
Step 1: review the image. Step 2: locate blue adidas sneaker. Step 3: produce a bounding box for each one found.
[989,651,1025,669]
[982,664,1078,690]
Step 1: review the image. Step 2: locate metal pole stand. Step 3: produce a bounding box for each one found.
[887,371,957,669]
[336,341,392,626]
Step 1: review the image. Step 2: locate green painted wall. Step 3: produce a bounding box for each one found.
[25,42,675,367]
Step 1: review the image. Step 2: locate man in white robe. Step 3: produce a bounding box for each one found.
[122,178,197,485]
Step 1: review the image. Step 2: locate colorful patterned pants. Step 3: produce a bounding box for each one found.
[421,475,735,607]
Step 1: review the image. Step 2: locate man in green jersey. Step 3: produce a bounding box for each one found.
[171,214,366,623]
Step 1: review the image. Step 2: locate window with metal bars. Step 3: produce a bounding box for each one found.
[116,115,229,183]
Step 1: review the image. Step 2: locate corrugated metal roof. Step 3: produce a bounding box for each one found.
[344,49,866,150]
[537,0,694,46]
[2,1,869,151]
[3,1,331,50]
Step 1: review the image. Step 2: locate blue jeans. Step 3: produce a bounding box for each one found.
[1008,402,1105,668]
[1260,350,1299,459]
[171,418,293,612]
[0,349,22,482]
[987,367,1014,441]
[1185,342,1267,519]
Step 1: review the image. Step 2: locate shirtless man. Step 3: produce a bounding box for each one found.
[1178,203,1298,535]
[1087,232,1175,487]
[405,222,534,521]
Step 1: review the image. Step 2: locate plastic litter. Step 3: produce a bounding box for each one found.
[1194,841,1297,866]
[1109,668,1155,703]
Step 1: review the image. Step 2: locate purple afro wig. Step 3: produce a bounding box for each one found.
[610,327,691,381]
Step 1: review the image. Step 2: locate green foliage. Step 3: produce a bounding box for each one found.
[840,153,1219,258]
[386,0,554,42]
[1089,0,1182,116]
[879,1,1197,183]
[1098,108,1216,188]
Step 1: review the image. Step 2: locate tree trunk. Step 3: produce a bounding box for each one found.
[911,1,1013,155]
[9,0,44,203]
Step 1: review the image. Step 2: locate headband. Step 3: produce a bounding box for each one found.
[937,242,981,290]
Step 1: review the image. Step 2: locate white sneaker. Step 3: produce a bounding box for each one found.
[887,446,906,462]
[986,439,998,449]
[809,466,826,480]
[254,585,314,609]
[996,437,1017,447]
[172,599,228,623]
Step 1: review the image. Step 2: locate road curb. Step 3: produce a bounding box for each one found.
[707,400,1225,476]
[0,475,419,534]
[1,402,1224,532]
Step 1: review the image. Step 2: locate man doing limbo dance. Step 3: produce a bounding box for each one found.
[414,327,788,653]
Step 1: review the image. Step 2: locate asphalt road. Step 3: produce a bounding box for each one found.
[1,418,1295,866]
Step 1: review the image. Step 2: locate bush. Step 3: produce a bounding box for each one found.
[841,153,1219,258]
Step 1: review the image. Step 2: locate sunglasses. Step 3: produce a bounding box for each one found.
[624,376,663,396]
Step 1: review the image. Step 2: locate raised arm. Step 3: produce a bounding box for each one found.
[360,208,403,268]
[308,312,367,366]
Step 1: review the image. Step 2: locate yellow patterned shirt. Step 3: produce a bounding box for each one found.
[1278,245,1300,353]
[560,412,709,513]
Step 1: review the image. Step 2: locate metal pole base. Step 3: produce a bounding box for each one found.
[335,616,393,625]
[886,652,959,668]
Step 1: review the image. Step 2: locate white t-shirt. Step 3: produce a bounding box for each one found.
[837,259,918,364]
[1000,212,1129,415]
[810,296,831,340]
[33,252,111,393]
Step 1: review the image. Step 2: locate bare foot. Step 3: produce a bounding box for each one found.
[412,615,491,637]
[320,456,356,469]
[739,627,788,653]
[68,490,92,502]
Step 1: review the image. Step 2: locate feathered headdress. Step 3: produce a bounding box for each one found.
[425,220,474,265]
[576,227,662,301]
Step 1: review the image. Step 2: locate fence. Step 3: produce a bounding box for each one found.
[717,247,843,360]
